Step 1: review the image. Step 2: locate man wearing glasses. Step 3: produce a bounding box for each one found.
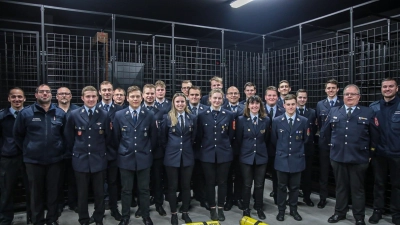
[181,80,192,100]
[320,84,379,225]
[113,88,127,108]
[55,87,80,215]
[13,84,66,225]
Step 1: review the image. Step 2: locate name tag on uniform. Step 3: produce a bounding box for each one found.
[260,129,265,134]
[32,118,41,121]
[99,130,104,134]
[359,117,367,120]
[144,132,147,136]
[395,111,400,114]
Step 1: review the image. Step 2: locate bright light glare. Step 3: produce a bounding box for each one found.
[230,0,254,8]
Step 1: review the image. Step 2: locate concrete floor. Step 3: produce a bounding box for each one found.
[12,181,393,225]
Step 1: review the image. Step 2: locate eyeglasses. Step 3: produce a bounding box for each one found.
[38,90,51,94]
[181,87,191,89]
[227,92,239,95]
[343,93,359,97]
[57,92,71,96]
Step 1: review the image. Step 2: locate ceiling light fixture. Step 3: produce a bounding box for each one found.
[230,0,254,8]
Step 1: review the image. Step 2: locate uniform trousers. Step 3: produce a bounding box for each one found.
[165,163,194,213]
[202,161,231,208]
[151,158,165,206]
[0,156,31,225]
[25,161,63,225]
[226,155,243,203]
[267,156,278,201]
[276,171,301,211]
[75,170,105,224]
[241,162,267,210]
[319,148,331,201]
[301,143,315,200]
[372,155,400,223]
[331,160,368,220]
[120,167,150,219]
[104,159,119,210]
[58,158,77,209]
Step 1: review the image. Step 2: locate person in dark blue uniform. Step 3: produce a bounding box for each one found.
[369,78,400,225]
[64,86,111,225]
[236,95,270,220]
[271,94,308,222]
[55,87,80,215]
[181,80,192,100]
[96,81,123,222]
[277,80,291,108]
[0,87,31,225]
[155,80,172,114]
[296,89,317,207]
[187,86,209,210]
[160,93,197,225]
[264,86,285,204]
[239,82,256,105]
[13,84,66,225]
[200,76,229,106]
[320,84,379,225]
[196,88,234,221]
[223,86,245,211]
[113,88,127,108]
[113,86,158,225]
[141,84,167,217]
[316,79,343,209]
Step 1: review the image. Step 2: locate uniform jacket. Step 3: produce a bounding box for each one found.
[236,115,270,165]
[266,105,285,157]
[316,97,344,129]
[13,103,66,165]
[297,107,317,155]
[97,102,122,161]
[0,108,21,157]
[196,108,234,163]
[142,103,164,159]
[370,96,400,157]
[320,105,379,164]
[277,97,284,108]
[271,114,308,173]
[160,113,197,167]
[188,104,208,116]
[222,103,244,155]
[155,99,172,114]
[64,106,111,173]
[200,95,229,106]
[113,108,158,171]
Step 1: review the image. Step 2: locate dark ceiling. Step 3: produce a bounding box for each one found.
[1,0,400,50]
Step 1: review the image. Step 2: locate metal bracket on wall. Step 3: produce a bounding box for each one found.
[170,59,176,64]
[40,51,47,56]
[298,60,303,65]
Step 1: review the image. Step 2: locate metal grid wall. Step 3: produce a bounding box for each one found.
[0,30,39,108]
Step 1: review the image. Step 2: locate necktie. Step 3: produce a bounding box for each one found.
[253,116,258,129]
[192,107,197,115]
[132,110,137,126]
[347,107,352,119]
[299,108,304,116]
[231,105,237,112]
[156,102,162,108]
[147,106,153,110]
[212,110,219,120]
[289,118,293,130]
[14,111,19,118]
[179,115,184,131]
[104,104,109,112]
[88,109,93,121]
[269,108,273,121]
[330,100,334,107]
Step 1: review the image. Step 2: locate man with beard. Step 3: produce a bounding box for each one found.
[55,87,80,215]
[0,88,31,224]
[13,84,66,225]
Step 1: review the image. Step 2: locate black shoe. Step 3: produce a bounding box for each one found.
[303,198,314,207]
[81,223,89,225]
[210,208,218,221]
[181,213,192,223]
[48,222,59,225]
[276,211,285,221]
[171,214,178,225]
[328,214,346,223]
[274,197,277,205]
[69,206,79,213]
[156,205,167,216]
[104,200,110,210]
[217,208,225,221]
[89,216,95,224]
[236,199,244,210]
[290,211,302,221]
[318,199,327,208]
[369,209,382,224]
[58,205,63,217]
[256,209,266,220]
[131,198,138,207]
[95,223,103,225]
[243,209,251,217]
[355,219,366,225]
[224,200,233,211]
[135,208,142,218]
[270,191,275,197]
[298,190,304,198]
[27,215,32,224]
[201,201,210,210]
[110,208,122,221]
[142,217,153,225]
[149,196,155,206]
[118,219,130,225]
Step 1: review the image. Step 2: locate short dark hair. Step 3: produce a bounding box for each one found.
[279,80,290,87]
[284,94,297,103]
[382,77,398,86]
[265,86,278,95]
[35,84,51,93]
[325,79,338,88]
[127,86,141,95]
[244,82,256,89]
[81,86,97,96]
[9,87,25,96]
[244,95,267,118]
[188,86,201,93]
[296,89,307,96]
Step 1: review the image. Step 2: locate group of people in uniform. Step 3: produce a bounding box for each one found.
[0,76,399,225]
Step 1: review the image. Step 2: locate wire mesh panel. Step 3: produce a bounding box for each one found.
[175,45,221,95]
[0,30,39,108]
[46,33,107,104]
[303,34,350,108]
